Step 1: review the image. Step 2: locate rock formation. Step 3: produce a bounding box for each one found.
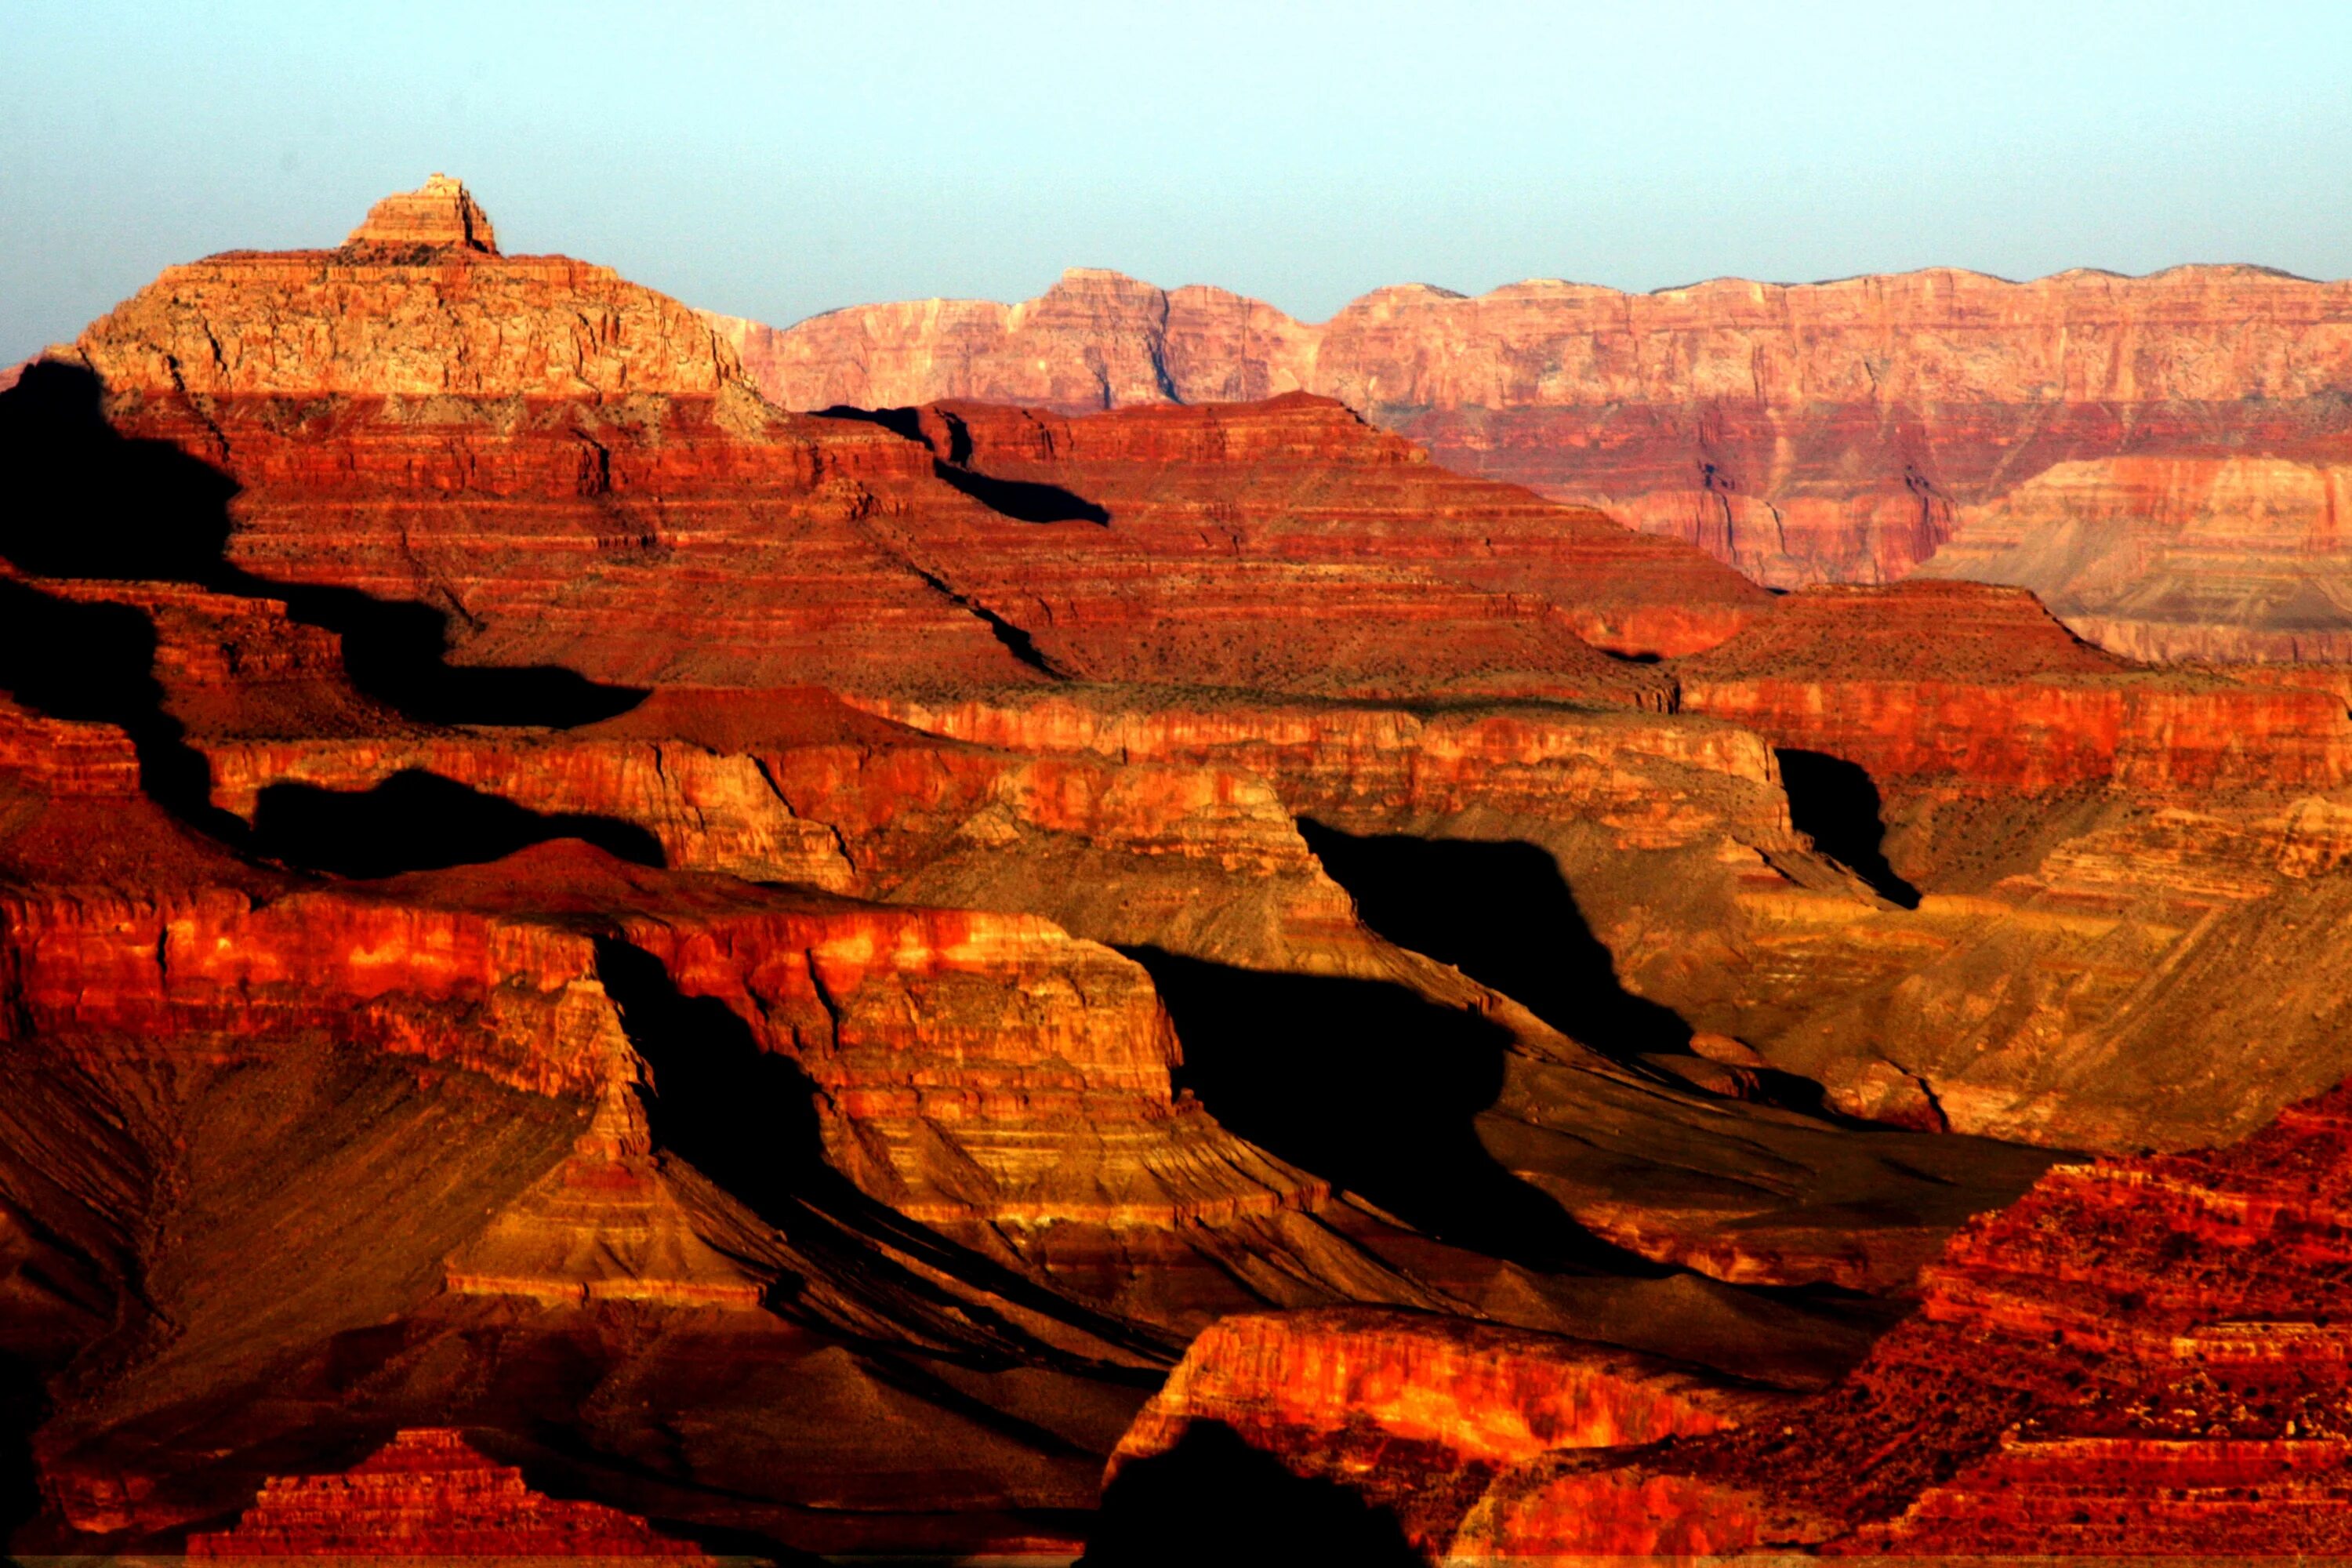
[343,173,499,253]
[1103,1308,1778,1551]
[1443,1078,2352,1556]
[9,175,2352,1563]
[186,1428,701,1556]
[713,263,2352,659]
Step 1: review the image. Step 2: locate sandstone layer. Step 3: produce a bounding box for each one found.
[187,1428,702,1557]
[11,176,2352,1563]
[717,263,2352,659]
[1443,1080,2352,1556]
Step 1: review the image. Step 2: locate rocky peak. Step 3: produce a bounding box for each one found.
[344,172,499,253]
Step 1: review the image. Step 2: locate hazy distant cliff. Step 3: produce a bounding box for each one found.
[709,263,2352,662]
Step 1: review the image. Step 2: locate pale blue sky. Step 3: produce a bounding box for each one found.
[5,2,2350,363]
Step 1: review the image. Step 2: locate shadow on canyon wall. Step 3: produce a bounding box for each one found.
[0,361,644,734]
[1083,1420,1419,1568]
[591,937,1177,1367]
[1294,821,1692,1058]
[0,1356,39,1548]
[0,575,240,836]
[1777,749,1921,907]
[1127,947,1644,1274]
[815,403,1112,524]
[251,771,666,879]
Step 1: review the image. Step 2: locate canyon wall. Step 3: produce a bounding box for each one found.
[1447,1080,2352,1556]
[18,172,2352,1560]
[716,263,2352,659]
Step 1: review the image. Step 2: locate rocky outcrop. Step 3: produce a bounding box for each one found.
[27,174,2352,1562]
[1675,581,2352,794]
[892,396,1766,664]
[859,684,1795,853]
[1442,1080,2352,1556]
[343,174,500,253]
[1105,1308,1774,1549]
[186,1428,702,1556]
[718,263,2352,659]
[53,226,1759,699]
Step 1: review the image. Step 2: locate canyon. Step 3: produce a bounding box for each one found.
[712,262,2352,662]
[2,174,2351,1559]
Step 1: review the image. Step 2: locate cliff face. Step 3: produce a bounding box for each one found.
[19,176,2352,1563]
[1674,581,2352,793]
[56,258,1762,702]
[1104,1308,1776,1552]
[717,263,2352,659]
[1446,1080,2352,1557]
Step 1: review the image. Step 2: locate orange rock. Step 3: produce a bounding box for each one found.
[185,1428,701,1557]
[719,263,2352,657]
[1108,1307,1775,1548]
[343,173,499,253]
[1450,1080,2352,1555]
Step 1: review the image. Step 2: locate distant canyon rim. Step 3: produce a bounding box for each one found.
[710,259,2352,662]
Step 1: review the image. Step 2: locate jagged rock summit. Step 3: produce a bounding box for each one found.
[343,172,499,252]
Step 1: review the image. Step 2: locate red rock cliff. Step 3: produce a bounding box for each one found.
[1448,1078,2352,1556]
[719,263,2352,659]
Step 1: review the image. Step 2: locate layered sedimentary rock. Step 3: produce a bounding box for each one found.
[42,228,1763,702]
[22,175,2352,1564]
[860,609,2352,1156]
[344,174,499,253]
[1105,1308,1774,1550]
[718,263,2352,658]
[1445,1080,2352,1556]
[1675,580,2352,794]
[187,1428,701,1557]
[877,395,1767,664]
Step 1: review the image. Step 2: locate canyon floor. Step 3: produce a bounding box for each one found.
[5,176,2352,1561]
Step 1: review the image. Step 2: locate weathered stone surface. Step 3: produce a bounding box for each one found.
[21,177,2352,1563]
[343,174,499,253]
[1106,1307,1775,1550]
[1443,1080,2352,1555]
[187,1428,700,1556]
[720,263,2352,659]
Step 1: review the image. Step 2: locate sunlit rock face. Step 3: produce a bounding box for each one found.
[343,173,501,253]
[184,1428,702,1557]
[1444,1080,2352,1558]
[717,263,2352,660]
[1102,1307,1778,1552]
[11,175,2352,1565]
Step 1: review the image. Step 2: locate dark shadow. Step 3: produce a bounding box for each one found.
[931,408,975,466]
[0,361,644,733]
[590,938,1174,1365]
[0,576,245,837]
[592,936,828,1213]
[250,771,663,879]
[234,579,644,728]
[1777,749,1921,908]
[1296,822,1692,1057]
[929,459,1109,525]
[0,1355,40,1548]
[1082,1421,1419,1568]
[812,403,927,445]
[0,363,238,579]
[1127,948,1631,1272]
[895,560,1060,678]
[811,401,1109,524]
